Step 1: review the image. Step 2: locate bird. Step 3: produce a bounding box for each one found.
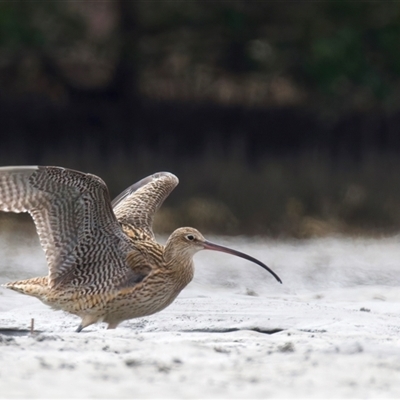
[0,166,282,332]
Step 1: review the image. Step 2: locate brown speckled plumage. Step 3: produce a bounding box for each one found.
[0,166,281,331]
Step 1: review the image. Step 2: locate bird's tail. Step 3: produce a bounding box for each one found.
[3,276,49,298]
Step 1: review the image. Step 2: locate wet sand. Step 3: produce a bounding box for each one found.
[1,234,400,398]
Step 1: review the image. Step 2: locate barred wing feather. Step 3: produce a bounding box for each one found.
[112,172,178,239]
[0,166,132,287]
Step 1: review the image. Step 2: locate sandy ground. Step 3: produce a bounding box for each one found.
[1,231,400,398]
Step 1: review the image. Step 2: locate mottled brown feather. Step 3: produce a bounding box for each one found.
[112,172,178,239]
[0,166,137,288]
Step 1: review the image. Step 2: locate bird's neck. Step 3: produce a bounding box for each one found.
[172,259,195,292]
[163,245,195,290]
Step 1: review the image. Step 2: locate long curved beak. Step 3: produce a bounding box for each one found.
[202,240,282,284]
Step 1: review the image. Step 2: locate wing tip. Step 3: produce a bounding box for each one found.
[0,165,39,173]
[152,171,179,185]
[111,171,179,208]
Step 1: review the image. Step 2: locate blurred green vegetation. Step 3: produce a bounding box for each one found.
[2,1,400,110]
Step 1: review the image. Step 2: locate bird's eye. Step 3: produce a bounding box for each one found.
[186,234,195,241]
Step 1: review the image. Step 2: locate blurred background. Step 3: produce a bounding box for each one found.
[1,1,400,237]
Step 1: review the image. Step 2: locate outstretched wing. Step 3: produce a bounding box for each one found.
[0,166,134,287]
[112,172,178,239]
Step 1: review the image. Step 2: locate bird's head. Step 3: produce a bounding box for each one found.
[164,227,282,284]
[165,227,207,258]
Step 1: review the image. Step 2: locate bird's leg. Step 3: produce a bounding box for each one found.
[107,321,120,329]
[75,315,99,332]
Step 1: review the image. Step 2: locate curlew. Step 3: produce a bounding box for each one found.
[0,166,282,332]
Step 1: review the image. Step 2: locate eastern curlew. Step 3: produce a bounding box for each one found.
[0,166,282,332]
